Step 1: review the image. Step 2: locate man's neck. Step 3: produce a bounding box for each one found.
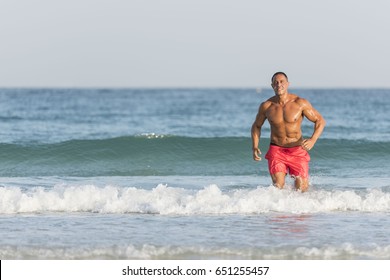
[276,92,290,105]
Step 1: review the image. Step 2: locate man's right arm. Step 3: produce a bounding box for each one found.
[251,102,267,161]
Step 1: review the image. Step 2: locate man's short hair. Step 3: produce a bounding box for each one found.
[271,72,288,82]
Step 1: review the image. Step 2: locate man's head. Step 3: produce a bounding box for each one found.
[271,72,288,83]
[271,72,289,96]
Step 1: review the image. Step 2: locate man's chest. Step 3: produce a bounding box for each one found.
[266,103,303,124]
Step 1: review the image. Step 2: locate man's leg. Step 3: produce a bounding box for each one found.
[271,172,286,189]
[295,177,309,192]
[289,147,310,192]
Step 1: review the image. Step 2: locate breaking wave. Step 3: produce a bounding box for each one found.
[1,184,389,215]
[1,243,389,260]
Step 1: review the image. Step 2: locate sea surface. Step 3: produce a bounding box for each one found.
[0,88,389,259]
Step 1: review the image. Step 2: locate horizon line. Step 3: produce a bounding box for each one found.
[1,85,390,90]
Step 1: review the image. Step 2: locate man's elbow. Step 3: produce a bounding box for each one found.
[251,123,255,132]
[313,117,326,131]
[316,115,326,127]
[321,117,326,128]
[251,123,260,133]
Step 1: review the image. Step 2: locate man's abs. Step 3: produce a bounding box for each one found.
[270,135,303,147]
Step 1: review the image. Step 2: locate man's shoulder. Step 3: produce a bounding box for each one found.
[264,96,278,104]
[289,93,301,100]
[291,94,309,106]
[261,98,275,109]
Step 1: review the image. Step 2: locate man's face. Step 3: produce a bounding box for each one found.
[271,74,289,96]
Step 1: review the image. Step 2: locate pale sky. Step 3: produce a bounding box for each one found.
[1,0,389,88]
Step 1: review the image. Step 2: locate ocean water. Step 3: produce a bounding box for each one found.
[0,88,389,259]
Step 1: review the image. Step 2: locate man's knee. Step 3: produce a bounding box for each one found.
[271,172,286,189]
[295,177,309,192]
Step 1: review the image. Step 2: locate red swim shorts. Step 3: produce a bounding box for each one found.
[265,144,310,179]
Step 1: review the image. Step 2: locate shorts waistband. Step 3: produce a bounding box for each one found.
[270,142,301,148]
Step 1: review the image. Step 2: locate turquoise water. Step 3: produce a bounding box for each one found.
[0,137,388,177]
[0,88,389,259]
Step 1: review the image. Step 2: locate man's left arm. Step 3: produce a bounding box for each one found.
[301,99,326,151]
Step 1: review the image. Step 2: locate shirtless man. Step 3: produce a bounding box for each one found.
[251,72,325,192]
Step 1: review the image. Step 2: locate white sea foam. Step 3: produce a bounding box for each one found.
[0,184,389,214]
[137,133,169,139]
[1,243,389,260]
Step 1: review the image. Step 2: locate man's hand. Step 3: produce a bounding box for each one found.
[301,138,316,151]
[252,147,262,161]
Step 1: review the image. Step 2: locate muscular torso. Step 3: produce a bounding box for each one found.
[264,95,304,147]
